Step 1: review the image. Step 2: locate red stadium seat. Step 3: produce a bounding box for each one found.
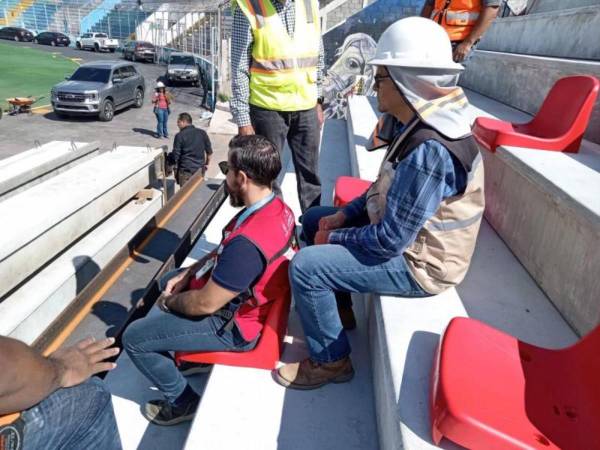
[334,176,372,207]
[430,317,600,450]
[175,261,292,370]
[472,75,599,153]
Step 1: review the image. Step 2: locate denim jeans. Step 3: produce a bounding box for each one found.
[250,104,321,212]
[292,206,429,363]
[154,107,169,138]
[122,271,257,404]
[22,377,121,450]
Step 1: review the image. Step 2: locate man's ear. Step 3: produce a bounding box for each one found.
[237,170,248,188]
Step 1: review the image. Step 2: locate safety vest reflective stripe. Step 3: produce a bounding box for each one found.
[432,9,480,23]
[424,211,483,232]
[251,56,319,72]
[414,89,468,119]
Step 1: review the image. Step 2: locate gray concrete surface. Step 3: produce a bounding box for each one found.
[459,50,600,144]
[528,0,600,14]
[0,40,212,160]
[479,6,600,60]
[1,189,164,344]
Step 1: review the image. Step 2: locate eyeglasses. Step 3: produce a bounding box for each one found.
[218,161,230,175]
[373,74,391,88]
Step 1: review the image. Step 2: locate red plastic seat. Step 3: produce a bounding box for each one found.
[174,261,291,370]
[472,75,599,153]
[430,317,600,450]
[334,176,372,207]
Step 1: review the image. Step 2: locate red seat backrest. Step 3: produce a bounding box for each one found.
[525,75,600,138]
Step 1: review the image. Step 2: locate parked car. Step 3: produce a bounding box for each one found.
[166,52,199,86]
[51,61,145,121]
[123,40,156,62]
[76,32,119,52]
[34,31,70,47]
[0,27,34,42]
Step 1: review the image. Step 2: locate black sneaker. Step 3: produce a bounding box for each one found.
[142,397,200,426]
[178,361,213,376]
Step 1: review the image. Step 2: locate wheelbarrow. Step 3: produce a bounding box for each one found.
[6,96,46,115]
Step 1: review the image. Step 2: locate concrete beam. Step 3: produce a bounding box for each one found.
[528,0,600,14]
[0,141,99,200]
[460,50,600,144]
[479,6,600,61]
[1,189,164,344]
[0,146,163,299]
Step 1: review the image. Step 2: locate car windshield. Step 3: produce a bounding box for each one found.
[169,55,194,65]
[138,42,154,48]
[96,33,108,38]
[69,67,110,83]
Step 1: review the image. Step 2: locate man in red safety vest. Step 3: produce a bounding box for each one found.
[123,135,296,426]
[421,0,500,62]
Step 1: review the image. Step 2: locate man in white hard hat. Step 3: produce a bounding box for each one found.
[274,17,485,390]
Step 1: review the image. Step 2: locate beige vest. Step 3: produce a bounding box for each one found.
[366,120,485,294]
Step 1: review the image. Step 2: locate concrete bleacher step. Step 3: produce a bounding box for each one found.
[345,95,580,449]
[0,146,163,299]
[478,5,600,61]
[0,188,164,345]
[459,49,600,145]
[0,140,96,199]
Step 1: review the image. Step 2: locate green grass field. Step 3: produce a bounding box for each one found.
[0,42,79,111]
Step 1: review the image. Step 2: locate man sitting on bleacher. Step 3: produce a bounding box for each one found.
[275,17,485,390]
[123,135,296,425]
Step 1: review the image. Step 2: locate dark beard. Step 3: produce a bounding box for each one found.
[225,183,244,207]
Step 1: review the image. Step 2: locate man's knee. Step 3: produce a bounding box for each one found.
[122,320,144,355]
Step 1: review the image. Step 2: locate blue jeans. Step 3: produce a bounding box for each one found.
[293,206,428,363]
[154,108,169,137]
[122,271,257,404]
[22,377,121,450]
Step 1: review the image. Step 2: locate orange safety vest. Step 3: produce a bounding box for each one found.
[431,0,482,42]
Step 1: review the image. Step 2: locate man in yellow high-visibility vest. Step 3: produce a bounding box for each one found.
[230,0,324,212]
[421,0,499,63]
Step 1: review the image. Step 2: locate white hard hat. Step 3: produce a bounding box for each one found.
[369,17,464,72]
[156,81,165,88]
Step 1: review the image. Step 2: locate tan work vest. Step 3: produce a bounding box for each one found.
[366,120,485,294]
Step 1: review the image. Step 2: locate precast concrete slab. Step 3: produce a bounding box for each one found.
[479,6,600,60]
[0,189,164,344]
[459,50,600,144]
[346,95,384,180]
[529,0,600,14]
[0,140,97,200]
[0,146,163,298]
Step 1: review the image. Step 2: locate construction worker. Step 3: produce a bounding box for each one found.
[230,0,324,212]
[274,17,485,390]
[421,0,500,62]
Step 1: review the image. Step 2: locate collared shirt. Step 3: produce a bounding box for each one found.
[170,124,213,173]
[231,0,326,126]
[329,140,468,260]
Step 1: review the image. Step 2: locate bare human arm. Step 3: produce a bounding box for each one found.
[453,6,499,61]
[0,336,119,415]
[420,0,434,18]
[165,277,240,316]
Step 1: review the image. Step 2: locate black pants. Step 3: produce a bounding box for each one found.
[250,104,322,213]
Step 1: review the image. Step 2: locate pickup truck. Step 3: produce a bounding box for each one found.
[76,32,119,52]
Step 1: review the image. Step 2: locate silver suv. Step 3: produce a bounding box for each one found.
[166,52,199,86]
[51,61,145,121]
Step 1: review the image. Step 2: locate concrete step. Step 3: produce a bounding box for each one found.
[528,0,600,14]
[344,95,579,449]
[0,146,163,299]
[0,188,164,345]
[459,50,600,145]
[479,5,600,61]
[0,140,95,200]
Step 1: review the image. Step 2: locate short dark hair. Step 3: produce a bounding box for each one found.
[228,135,281,187]
[178,112,192,124]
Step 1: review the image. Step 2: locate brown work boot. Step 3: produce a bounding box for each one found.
[274,357,354,390]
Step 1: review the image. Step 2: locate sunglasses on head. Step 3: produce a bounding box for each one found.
[218,161,230,175]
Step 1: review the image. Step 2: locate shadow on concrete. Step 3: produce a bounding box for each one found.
[133,127,158,138]
[42,108,129,122]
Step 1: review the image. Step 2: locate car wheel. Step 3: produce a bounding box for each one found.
[99,99,114,122]
[94,43,99,52]
[109,48,115,53]
[76,42,81,49]
[51,40,56,47]
[134,88,144,108]
[14,36,20,42]
[33,38,38,44]
[132,53,137,62]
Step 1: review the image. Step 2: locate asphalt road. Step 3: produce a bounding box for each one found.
[0,40,216,160]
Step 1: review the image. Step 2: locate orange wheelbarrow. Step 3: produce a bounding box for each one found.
[6,96,45,115]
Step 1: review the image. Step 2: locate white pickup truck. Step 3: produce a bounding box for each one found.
[76,32,119,52]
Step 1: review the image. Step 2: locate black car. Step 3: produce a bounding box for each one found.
[34,31,70,47]
[0,27,34,42]
[123,40,156,62]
